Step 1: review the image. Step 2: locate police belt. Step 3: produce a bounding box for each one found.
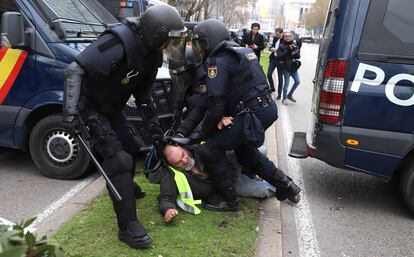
[237,94,273,114]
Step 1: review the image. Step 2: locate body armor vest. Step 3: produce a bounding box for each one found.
[223,43,269,101]
[76,24,162,116]
[207,41,270,114]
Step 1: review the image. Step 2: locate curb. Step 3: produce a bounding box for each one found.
[35,176,106,238]
[255,100,283,257]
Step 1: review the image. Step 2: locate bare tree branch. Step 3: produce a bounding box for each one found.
[301,0,330,29]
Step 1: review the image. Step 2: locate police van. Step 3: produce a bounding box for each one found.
[0,0,175,179]
[97,0,146,20]
[290,0,414,213]
[97,0,169,20]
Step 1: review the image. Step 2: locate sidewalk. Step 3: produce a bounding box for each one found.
[36,121,282,256]
[255,113,283,257]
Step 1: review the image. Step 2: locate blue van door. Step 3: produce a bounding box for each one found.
[0,47,29,147]
[342,0,414,178]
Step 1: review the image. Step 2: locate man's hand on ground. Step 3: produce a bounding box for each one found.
[164,208,179,223]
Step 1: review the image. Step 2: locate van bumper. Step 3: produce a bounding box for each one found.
[291,117,403,179]
[289,116,346,168]
[311,123,346,168]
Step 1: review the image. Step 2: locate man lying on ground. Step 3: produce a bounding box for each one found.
[158,143,277,222]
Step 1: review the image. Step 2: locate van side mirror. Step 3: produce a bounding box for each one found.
[1,12,26,47]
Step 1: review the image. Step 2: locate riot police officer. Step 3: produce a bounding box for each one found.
[177,19,301,210]
[62,5,187,249]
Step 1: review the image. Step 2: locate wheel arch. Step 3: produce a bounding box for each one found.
[19,104,62,150]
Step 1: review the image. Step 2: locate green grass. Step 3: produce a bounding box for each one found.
[261,51,271,74]
[53,162,260,257]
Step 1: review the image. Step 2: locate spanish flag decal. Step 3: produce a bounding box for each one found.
[0,48,28,104]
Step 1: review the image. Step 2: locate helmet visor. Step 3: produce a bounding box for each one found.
[163,36,187,66]
[191,38,205,66]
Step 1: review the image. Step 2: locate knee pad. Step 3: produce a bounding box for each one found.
[102,151,133,177]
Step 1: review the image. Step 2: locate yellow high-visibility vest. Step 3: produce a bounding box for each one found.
[168,165,202,214]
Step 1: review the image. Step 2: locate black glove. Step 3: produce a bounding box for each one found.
[149,123,164,151]
[62,114,80,135]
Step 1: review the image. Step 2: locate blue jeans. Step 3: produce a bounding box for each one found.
[226,145,277,198]
[282,70,300,100]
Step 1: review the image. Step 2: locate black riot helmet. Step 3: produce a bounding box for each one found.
[192,19,229,66]
[139,5,187,63]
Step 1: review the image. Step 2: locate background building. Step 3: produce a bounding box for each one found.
[281,0,315,32]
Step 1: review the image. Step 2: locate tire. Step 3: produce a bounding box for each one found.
[400,161,414,214]
[29,114,91,179]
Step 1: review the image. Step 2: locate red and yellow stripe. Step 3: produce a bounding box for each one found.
[0,48,28,104]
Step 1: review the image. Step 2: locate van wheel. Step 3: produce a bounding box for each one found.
[400,161,414,213]
[29,114,90,179]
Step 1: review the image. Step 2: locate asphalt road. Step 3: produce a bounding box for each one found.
[275,43,414,257]
[0,147,97,230]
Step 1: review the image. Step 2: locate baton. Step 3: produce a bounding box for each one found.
[75,116,122,201]
[76,134,122,201]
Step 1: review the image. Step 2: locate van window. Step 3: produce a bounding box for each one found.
[43,0,106,37]
[34,0,117,39]
[358,0,414,63]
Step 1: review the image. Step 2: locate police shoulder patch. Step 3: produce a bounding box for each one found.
[246,52,258,61]
[208,66,218,79]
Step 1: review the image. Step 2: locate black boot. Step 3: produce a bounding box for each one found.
[269,169,301,202]
[198,145,240,211]
[203,200,239,212]
[118,220,152,249]
[214,183,239,212]
[109,173,152,248]
[133,182,146,199]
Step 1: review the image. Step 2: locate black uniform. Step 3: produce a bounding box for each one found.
[186,19,302,207]
[62,4,187,249]
[78,22,161,245]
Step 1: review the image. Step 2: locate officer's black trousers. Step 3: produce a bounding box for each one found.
[200,100,300,201]
[81,106,142,230]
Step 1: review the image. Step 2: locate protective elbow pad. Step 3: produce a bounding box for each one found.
[63,62,84,122]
